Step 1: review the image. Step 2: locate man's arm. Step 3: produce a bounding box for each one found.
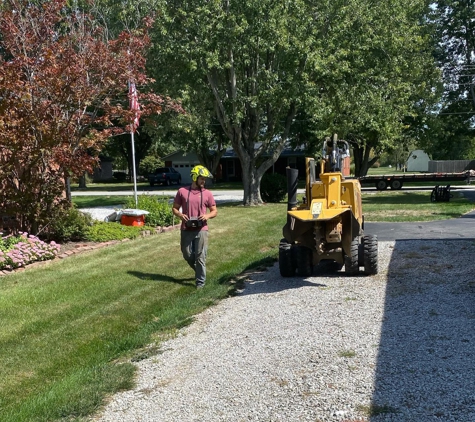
[200,204,217,223]
[172,202,188,222]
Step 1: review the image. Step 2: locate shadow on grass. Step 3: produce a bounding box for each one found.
[127,270,195,286]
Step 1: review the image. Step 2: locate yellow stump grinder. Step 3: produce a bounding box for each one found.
[279,135,378,277]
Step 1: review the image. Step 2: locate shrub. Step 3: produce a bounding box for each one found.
[124,194,174,227]
[0,234,22,252]
[85,222,154,242]
[0,232,60,270]
[139,155,163,176]
[46,207,93,242]
[260,173,287,203]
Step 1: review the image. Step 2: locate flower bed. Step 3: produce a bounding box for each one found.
[0,232,60,271]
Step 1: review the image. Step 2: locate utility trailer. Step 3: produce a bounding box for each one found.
[358,171,475,191]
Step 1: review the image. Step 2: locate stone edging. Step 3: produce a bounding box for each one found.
[0,224,181,277]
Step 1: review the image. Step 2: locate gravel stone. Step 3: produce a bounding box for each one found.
[91,239,475,422]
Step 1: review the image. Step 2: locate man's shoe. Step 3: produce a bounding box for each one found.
[196,283,205,289]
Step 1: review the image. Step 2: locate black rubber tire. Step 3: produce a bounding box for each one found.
[344,237,360,275]
[177,177,182,185]
[390,179,402,190]
[150,181,154,187]
[376,180,388,190]
[279,239,296,277]
[363,234,378,275]
[295,245,313,277]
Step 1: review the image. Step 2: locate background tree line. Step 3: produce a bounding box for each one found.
[0,0,474,230]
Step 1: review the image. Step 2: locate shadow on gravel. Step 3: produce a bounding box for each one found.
[370,239,475,420]
[237,262,329,295]
[237,263,364,295]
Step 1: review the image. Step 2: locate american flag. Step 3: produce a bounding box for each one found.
[129,81,140,133]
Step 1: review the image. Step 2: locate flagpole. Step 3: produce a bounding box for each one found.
[128,80,140,209]
[131,130,138,208]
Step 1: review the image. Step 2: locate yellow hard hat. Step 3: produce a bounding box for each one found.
[190,165,212,182]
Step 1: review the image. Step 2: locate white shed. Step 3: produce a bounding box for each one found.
[406,150,430,172]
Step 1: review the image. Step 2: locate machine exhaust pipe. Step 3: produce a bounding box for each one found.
[286,167,299,226]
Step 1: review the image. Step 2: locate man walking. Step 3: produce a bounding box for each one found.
[172,165,217,288]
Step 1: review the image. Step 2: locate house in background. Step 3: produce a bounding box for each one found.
[161,150,204,184]
[162,145,308,184]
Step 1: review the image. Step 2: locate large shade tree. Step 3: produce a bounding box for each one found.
[76,0,183,179]
[150,0,322,205]
[150,0,439,196]
[420,0,475,159]
[0,0,169,233]
[310,0,439,176]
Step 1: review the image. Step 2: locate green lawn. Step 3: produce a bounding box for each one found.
[72,195,133,208]
[0,204,284,422]
[366,165,401,175]
[3,193,475,421]
[71,191,475,223]
[362,191,475,221]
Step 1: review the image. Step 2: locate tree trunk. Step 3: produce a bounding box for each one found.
[65,177,72,203]
[351,142,379,177]
[78,173,87,188]
[241,161,263,206]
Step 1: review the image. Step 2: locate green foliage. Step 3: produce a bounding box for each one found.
[150,0,437,197]
[150,0,321,204]
[124,194,174,227]
[46,207,94,242]
[0,1,156,234]
[0,235,22,252]
[85,221,153,242]
[139,155,163,176]
[260,173,287,203]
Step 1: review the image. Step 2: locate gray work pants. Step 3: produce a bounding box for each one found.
[180,229,208,286]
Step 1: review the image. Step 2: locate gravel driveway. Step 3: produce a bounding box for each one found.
[92,238,475,422]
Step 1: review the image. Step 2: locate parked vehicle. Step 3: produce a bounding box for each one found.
[148,167,182,186]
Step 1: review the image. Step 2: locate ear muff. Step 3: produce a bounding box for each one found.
[190,165,212,182]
